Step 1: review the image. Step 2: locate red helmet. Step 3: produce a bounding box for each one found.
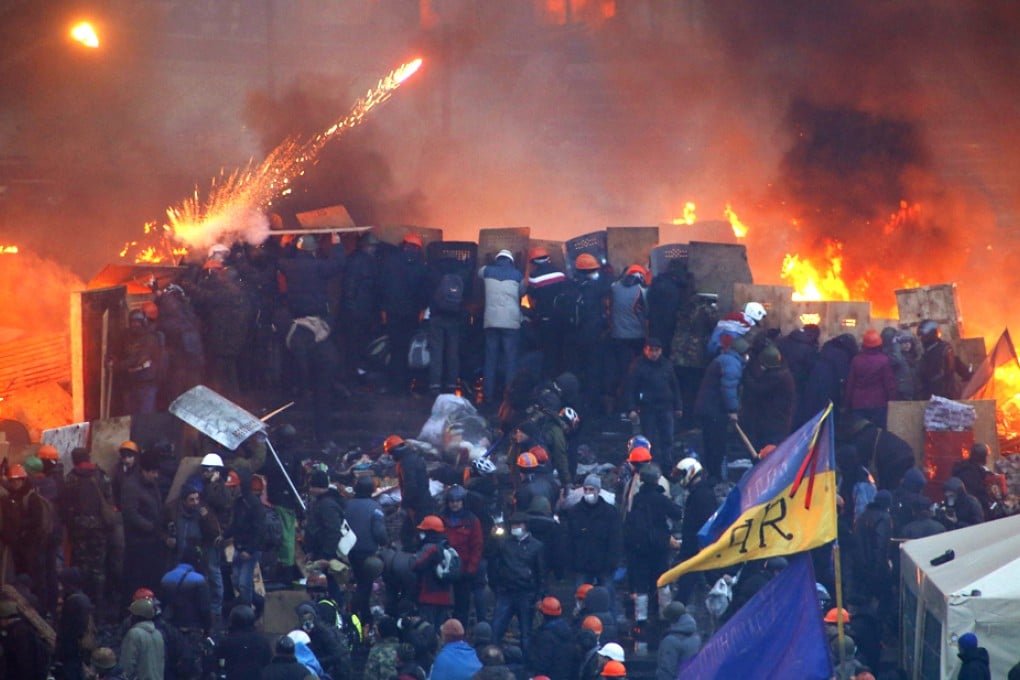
[528,445,549,464]
[537,596,562,616]
[225,470,241,487]
[627,446,652,463]
[8,464,27,480]
[141,301,159,321]
[582,615,603,635]
[133,588,155,602]
[625,264,650,285]
[383,435,406,454]
[601,660,627,677]
[416,515,445,533]
[576,583,594,600]
[529,246,550,261]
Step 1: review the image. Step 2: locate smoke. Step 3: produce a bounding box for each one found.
[2,1,1020,338]
[0,250,84,337]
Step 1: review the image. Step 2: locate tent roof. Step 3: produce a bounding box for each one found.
[901,514,1020,598]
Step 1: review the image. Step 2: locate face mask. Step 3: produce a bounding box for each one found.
[419,532,427,541]
[511,527,525,539]
[584,492,598,504]
[302,619,314,632]
[945,494,956,507]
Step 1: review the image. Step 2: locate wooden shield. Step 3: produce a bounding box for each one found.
[607,226,659,278]
[686,242,753,314]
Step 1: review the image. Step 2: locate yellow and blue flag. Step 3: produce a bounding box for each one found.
[658,404,837,587]
[678,552,833,679]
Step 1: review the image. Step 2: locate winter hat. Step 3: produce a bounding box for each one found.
[959,633,978,650]
[139,450,161,472]
[447,485,468,502]
[874,490,893,509]
[472,621,493,646]
[583,474,602,490]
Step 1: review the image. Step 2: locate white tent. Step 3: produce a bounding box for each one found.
[899,513,1020,679]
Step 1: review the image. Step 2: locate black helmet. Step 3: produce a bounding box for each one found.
[917,319,941,346]
[275,635,296,656]
[362,555,385,579]
[228,604,256,631]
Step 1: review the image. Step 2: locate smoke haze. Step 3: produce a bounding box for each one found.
[2,1,1019,336]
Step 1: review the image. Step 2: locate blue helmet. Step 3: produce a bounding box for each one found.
[627,435,651,452]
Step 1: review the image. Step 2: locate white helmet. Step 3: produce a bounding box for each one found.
[675,457,703,487]
[287,629,311,645]
[743,301,767,323]
[559,407,580,430]
[201,453,224,468]
[473,457,497,475]
[207,243,230,259]
[598,642,626,662]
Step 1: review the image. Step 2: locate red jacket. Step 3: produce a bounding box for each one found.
[413,540,453,606]
[441,511,484,575]
[845,348,896,410]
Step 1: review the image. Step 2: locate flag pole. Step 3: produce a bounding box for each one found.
[828,401,846,672]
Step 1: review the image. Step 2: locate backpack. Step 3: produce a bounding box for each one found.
[408,330,431,369]
[259,504,284,553]
[434,542,461,582]
[433,273,465,313]
[552,283,583,328]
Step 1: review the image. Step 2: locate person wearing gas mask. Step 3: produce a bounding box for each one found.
[936,476,985,530]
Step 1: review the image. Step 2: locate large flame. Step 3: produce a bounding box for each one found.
[672,201,697,226]
[724,204,748,238]
[120,57,424,262]
[0,245,19,254]
[782,239,851,302]
[70,22,99,49]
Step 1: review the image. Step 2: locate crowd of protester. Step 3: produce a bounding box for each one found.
[2,231,1013,680]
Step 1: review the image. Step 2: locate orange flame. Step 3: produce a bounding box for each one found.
[672,202,697,226]
[70,22,99,48]
[0,245,19,254]
[724,204,748,238]
[782,240,851,302]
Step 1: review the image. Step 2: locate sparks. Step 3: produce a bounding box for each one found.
[121,57,424,262]
[70,22,99,49]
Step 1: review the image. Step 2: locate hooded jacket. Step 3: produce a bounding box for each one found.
[121,620,165,680]
[957,643,991,680]
[694,346,746,418]
[655,615,701,680]
[305,487,346,560]
[527,616,574,680]
[431,639,483,680]
[479,258,524,329]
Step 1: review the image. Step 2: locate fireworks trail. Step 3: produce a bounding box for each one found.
[122,58,423,262]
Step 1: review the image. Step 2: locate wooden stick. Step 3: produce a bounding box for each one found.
[100,309,110,419]
[732,421,760,460]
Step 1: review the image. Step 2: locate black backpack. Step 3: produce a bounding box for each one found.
[551,282,583,328]
[433,273,465,313]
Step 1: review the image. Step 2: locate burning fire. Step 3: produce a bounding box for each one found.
[782,239,851,302]
[70,22,99,49]
[724,204,748,238]
[0,245,19,254]
[672,202,697,226]
[120,57,424,262]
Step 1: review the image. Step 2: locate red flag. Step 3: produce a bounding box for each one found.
[961,329,1019,400]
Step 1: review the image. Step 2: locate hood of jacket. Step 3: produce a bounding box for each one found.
[668,614,698,636]
[901,467,927,493]
[583,586,611,614]
[943,476,966,495]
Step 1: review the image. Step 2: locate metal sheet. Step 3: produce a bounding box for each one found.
[374,225,444,251]
[89,415,132,476]
[686,242,753,314]
[607,226,658,278]
[565,231,608,276]
[650,243,689,277]
[477,227,531,272]
[169,385,266,451]
[40,422,91,477]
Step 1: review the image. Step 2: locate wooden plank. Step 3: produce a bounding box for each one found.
[606,226,658,279]
[1,584,56,650]
[71,286,128,422]
[733,283,795,335]
[791,300,871,345]
[295,204,356,229]
[887,399,999,467]
[895,283,963,342]
[89,416,132,476]
[477,227,531,271]
[687,242,753,314]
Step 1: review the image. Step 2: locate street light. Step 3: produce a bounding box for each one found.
[70,22,100,49]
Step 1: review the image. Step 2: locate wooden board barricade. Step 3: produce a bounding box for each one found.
[733,283,794,335]
[658,220,739,246]
[686,242,753,315]
[791,300,872,345]
[477,227,531,272]
[895,283,963,343]
[606,226,658,278]
[295,204,356,229]
[89,415,132,476]
[887,399,999,470]
[71,285,127,423]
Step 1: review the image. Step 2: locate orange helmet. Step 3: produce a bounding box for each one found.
[416,515,445,533]
[537,596,562,616]
[403,232,423,248]
[582,615,603,635]
[202,259,225,270]
[575,253,600,271]
[824,607,850,624]
[517,452,540,469]
[576,583,594,600]
[119,440,140,455]
[625,264,650,285]
[627,446,652,463]
[225,470,241,487]
[8,464,27,480]
[133,588,155,602]
[251,474,266,493]
[528,445,549,464]
[141,301,159,321]
[37,445,59,461]
[529,246,550,261]
[383,435,406,454]
[601,660,627,677]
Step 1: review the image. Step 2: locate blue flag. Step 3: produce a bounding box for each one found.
[677,552,833,679]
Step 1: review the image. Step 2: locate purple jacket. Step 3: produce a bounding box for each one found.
[845,348,896,409]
